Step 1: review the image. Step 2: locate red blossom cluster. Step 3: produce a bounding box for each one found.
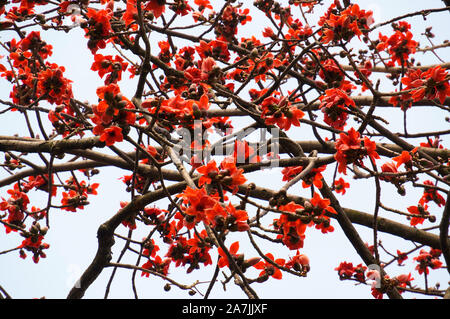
[319,3,374,44]
[334,127,379,174]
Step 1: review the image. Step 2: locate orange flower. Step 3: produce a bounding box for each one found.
[392,151,412,168]
[334,127,379,174]
[218,241,240,268]
[177,186,218,229]
[144,0,166,18]
[377,21,417,66]
[319,4,373,44]
[219,157,247,194]
[254,253,285,280]
[197,160,219,186]
[334,177,350,195]
[194,0,213,10]
[226,203,249,232]
[319,88,354,130]
[310,192,337,215]
[260,95,304,131]
[407,205,429,226]
[99,126,123,146]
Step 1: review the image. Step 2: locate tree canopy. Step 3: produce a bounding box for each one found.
[0,0,449,299]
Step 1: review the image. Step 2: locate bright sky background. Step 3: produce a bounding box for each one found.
[0,0,449,299]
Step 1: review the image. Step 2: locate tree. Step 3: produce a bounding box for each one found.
[0,0,449,300]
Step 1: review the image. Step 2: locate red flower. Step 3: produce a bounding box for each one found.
[144,0,166,19]
[413,249,442,275]
[142,239,160,258]
[281,166,304,182]
[285,250,310,273]
[419,180,446,207]
[407,205,429,227]
[84,8,113,53]
[334,178,350,195]
[218,241,240,268]
[274,202,306,250]
[194,0,213,10]
[196,160,219,186]
[61,190,84,212]
[301,166,326,189]
[99,126,123,146]
[233,140,260,164]
[396,250,408,265]
[318,59,344,84]
[319,4,373,44]
[392,150,413,168]
[380,162,398,182]
[37,65,73,105]
[187,229,212,255]
[310,192,337,215]
[219,157,247,194]
[371,287,384,299]
[319,88,354,130]
[91,54,128,84]
[377,21,417,66]
[226,203,249,232]
[396,273,414,291]
[335,261,355,279]
[254,253,285,280]
[420,137,443,149]
[260,95,304,131]
[334,127,379,174]
[177,187,218,229]
[141,255,171,276]
[335,261,367,282]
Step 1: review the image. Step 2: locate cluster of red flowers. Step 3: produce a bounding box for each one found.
[334,127,379,174]
[377,21,417,67]
[319,88,355,130]
[1,0,49,27]
[214,4,251,41]
[197,157,247,193]
[21,174,56,197]
[259,94,305,131]
[177,185,248,232]
[319,3,373,44]
[19,222,49,263]
[273,193,337,251]
[164,233,212,274]
[390,65,450,110]
[0,181,52,263]
[401,66,450,105]
[91,83,136,146]
[0,183,30,233]
[84,7,114,54]
[60,177,99,213]
[1,31,73,106]
[413,248,442,275]
[335,261,368,282]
